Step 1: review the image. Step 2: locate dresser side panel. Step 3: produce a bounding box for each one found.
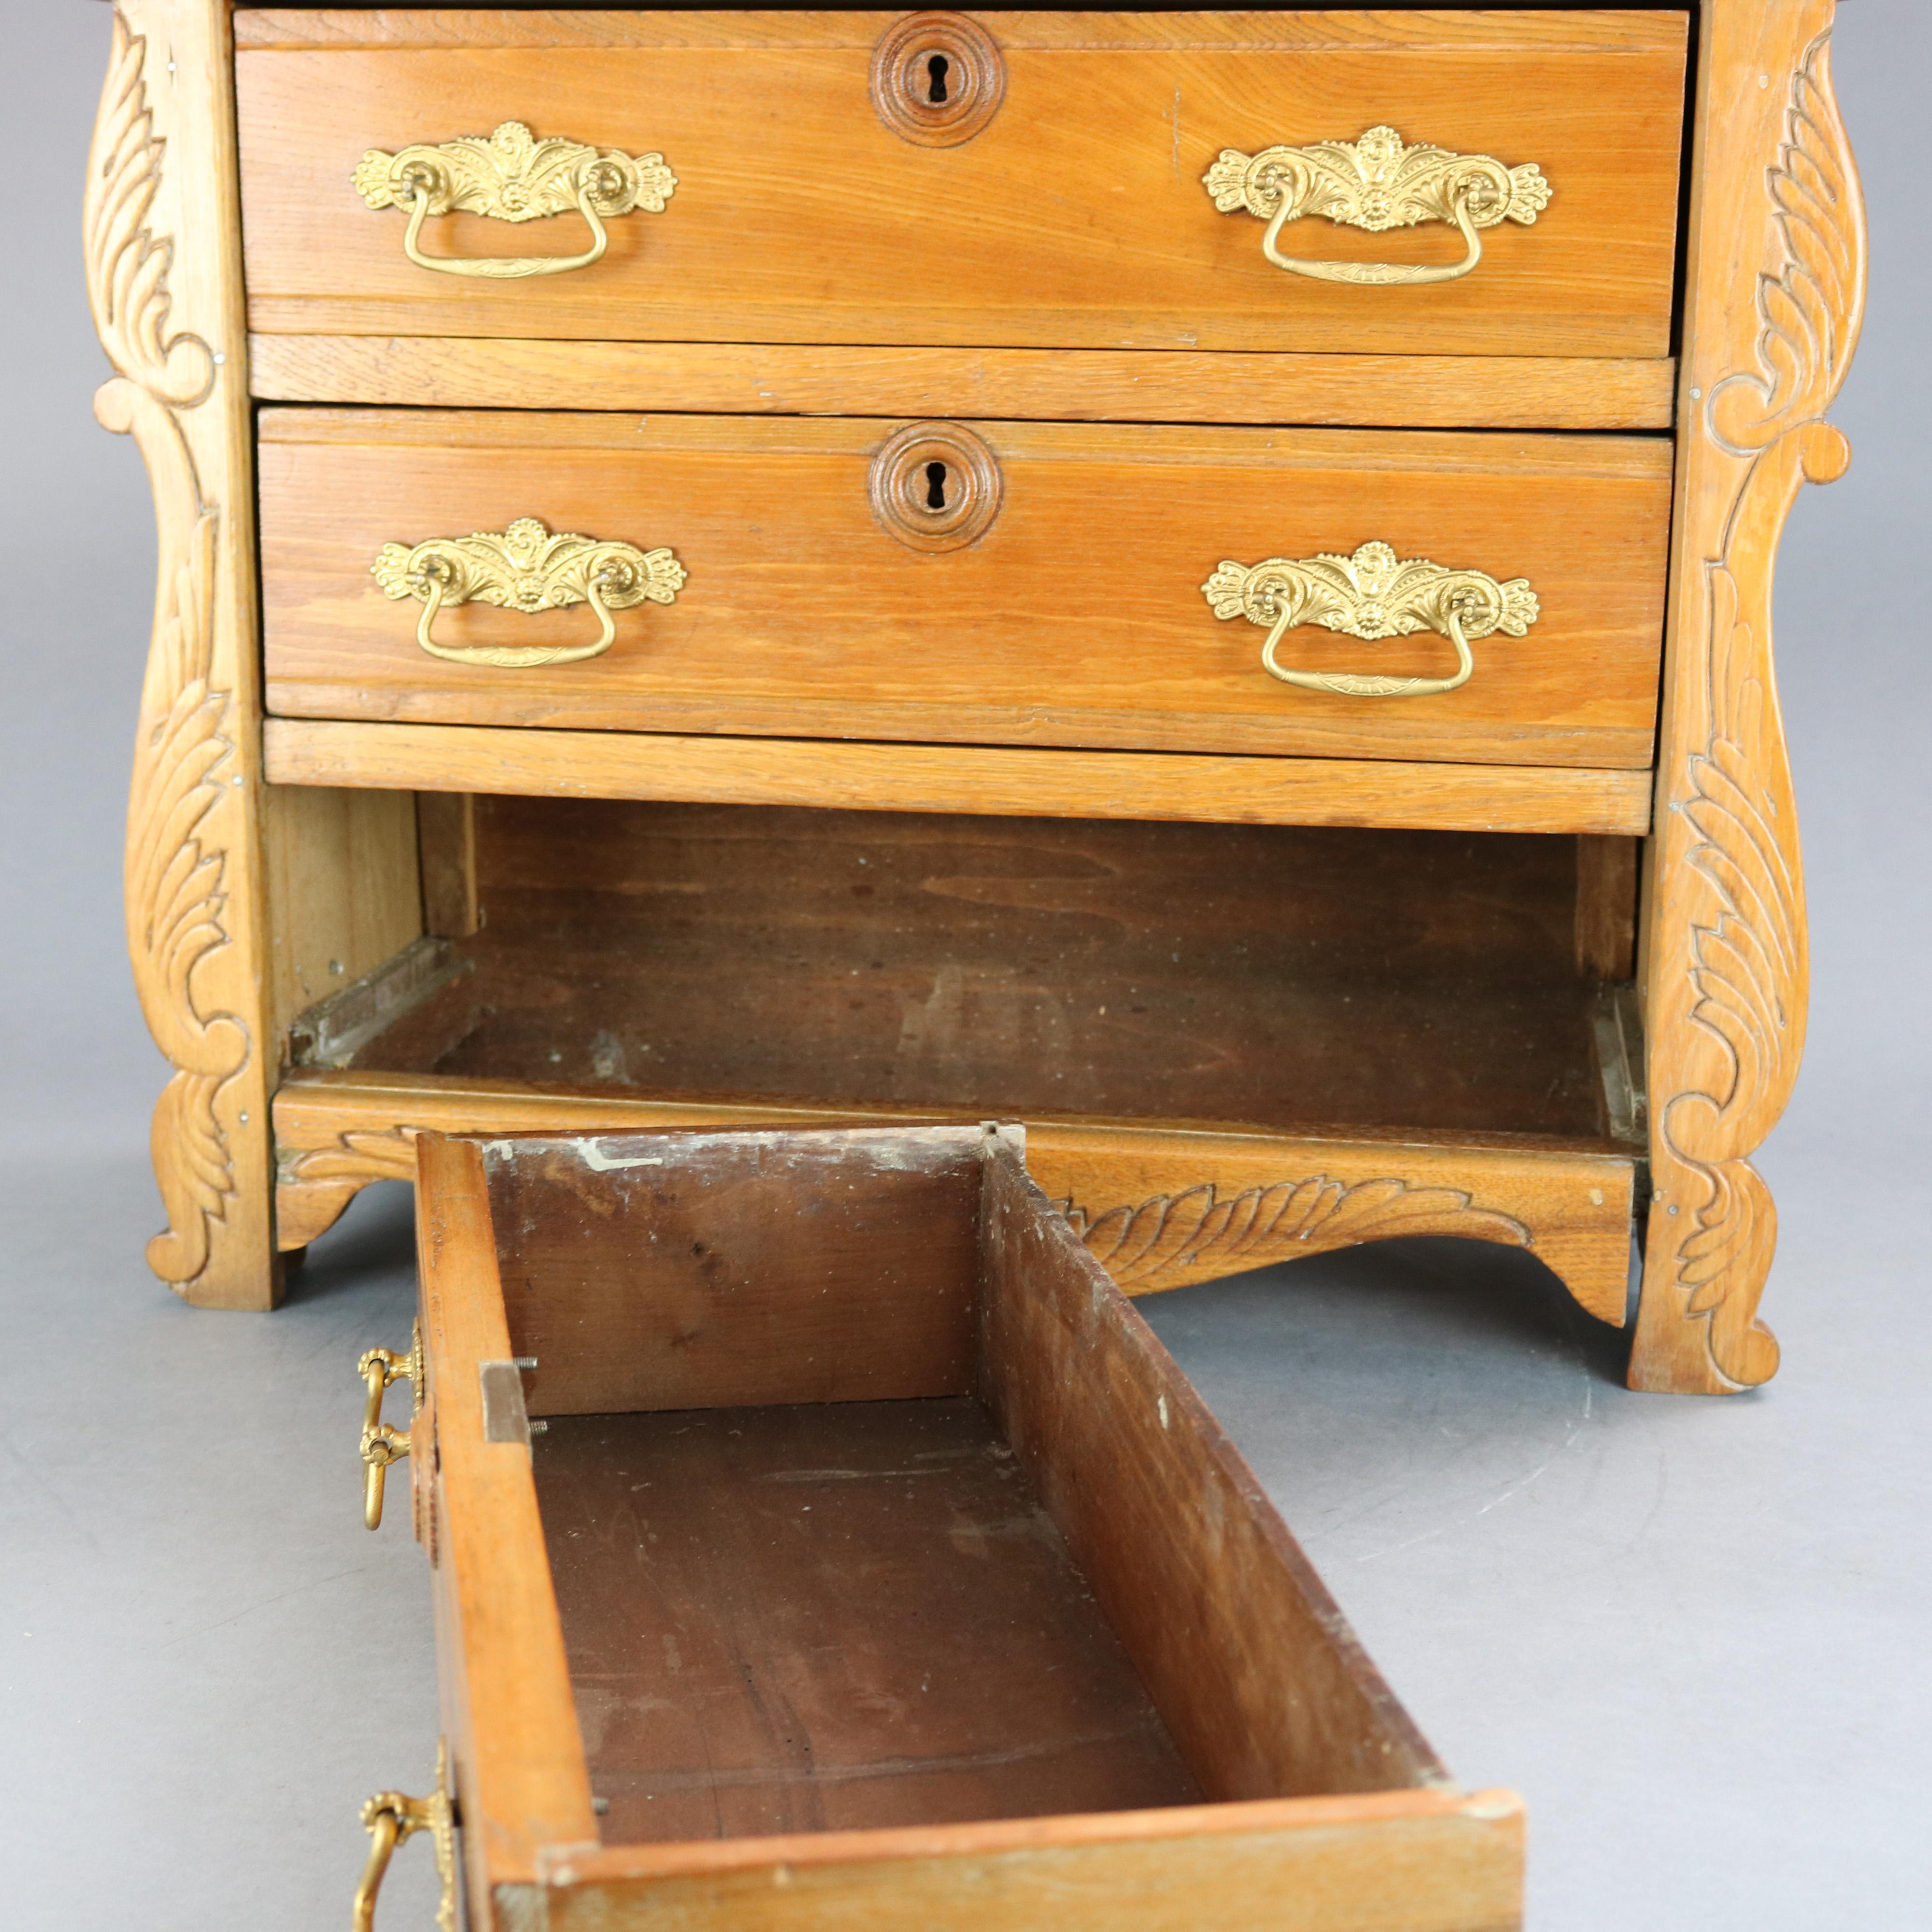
[88,0,281,1305]
[1633,0,1864,1392]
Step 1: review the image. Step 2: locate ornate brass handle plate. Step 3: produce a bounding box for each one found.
[359,1324,421,1531]
[1203,126,1550,285]
[354,120,675,278]
[1203,541,1538,697]
[354,1738,458,1932]
[373,518,687,668]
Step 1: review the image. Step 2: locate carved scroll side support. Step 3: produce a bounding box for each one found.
[1634,11,1865,1392]
[88,3,278,1306]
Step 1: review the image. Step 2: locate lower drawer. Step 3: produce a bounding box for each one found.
[259,407,1671,771]
[360,1123,1524,1930]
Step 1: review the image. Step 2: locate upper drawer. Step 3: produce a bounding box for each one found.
[257,407,1672,771]
[234,8,1689,357]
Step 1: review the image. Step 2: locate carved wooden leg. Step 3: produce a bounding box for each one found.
[1632,8,1864,1392]
[89,0,281,1308]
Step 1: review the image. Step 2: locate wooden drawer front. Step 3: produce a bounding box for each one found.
[261,408,1671,771]
[406,1125,1523,1929]
[236,9,1687,357]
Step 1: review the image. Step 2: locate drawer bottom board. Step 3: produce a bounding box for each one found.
[536,1397,1203,1844]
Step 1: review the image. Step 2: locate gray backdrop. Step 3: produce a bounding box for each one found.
[2,3,1926,1926]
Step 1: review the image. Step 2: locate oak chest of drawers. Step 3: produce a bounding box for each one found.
[87,3,1866,1926]
[90,8,1862,1393]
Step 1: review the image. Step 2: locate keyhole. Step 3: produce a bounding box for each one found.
[925,52,951,102]
[924,461,949,510]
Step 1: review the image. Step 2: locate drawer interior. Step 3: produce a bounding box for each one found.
[466,1125,1446,1847]
[535,1397,1205,1842]
[330,797,1639,1146]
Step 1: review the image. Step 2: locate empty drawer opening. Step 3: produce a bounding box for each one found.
[331,796,1641,1148]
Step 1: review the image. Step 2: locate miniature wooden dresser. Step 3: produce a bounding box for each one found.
[89,1,1864,1396]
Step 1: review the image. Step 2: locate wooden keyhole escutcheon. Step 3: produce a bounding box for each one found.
[869,11,1006,147]
[869,422,1004,552]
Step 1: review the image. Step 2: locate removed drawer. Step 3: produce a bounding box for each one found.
[354,1123,1523,1929]
[235,7,1687,358]
[259,408,1673,771]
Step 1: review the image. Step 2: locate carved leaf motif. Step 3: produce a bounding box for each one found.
[1202,545,1536,643]
[89,10,248,1294]
[1709,32,1866,455]
[373,520,686,615]
[1065,1178,1531,1289]
[1661,557,1803,1358]
[1202,130,1547,231]
[1644,25,1865,1390]
[281,1127,418,1188]
[83,14,213,408]
[354,121,676,221]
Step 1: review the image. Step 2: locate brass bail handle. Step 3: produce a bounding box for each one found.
[1260,593,1476,696]
[1201,542,1540,700]
[1262,179,1486,286]
[1202,127,1550,288]
[354,1741,458,1932]
[400,175,610,279]
[354,122,677,281]
[358,1324,421,1531]
[411,561,620,665]
[371,519,687,671]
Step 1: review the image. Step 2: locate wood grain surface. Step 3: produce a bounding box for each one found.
[536,1398,1205,1842]
[529,1790,1525,1931]
[427,1126,1522,1927]
[264,720,1654,837]
[248,336,1677,431]
[89,0,283,1307]
[980,1149,1444,1802]
[414,788,478,938]
[1632,1,1864,1392]
[314,799,1620,1144]
[235,10,1685,357]
[259,410,1673,770]
[234,12,1685,54]
[271,1067,1635,1327]
[413,1132,599,1900]
[261,783,422,1053]
[484,1126,987,1417]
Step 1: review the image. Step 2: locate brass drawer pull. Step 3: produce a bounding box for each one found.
[355,1740,458,1932]
[358,1325,421,1531]
[373,518,687,668]
[354,120,675,279]
[1203,542,1538,698]
[1204,127,1549,285]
